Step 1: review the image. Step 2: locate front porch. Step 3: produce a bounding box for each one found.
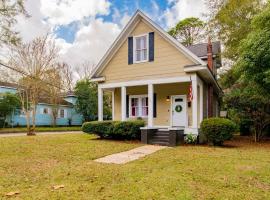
[98,75,205,138]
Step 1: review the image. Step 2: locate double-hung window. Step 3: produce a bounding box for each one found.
[129,95,148,118]
[58,109,66,118]
[134,34,148,63]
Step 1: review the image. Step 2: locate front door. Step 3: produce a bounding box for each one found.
[171,95,187,127]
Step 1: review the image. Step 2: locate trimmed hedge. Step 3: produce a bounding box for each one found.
[82,120,145,140]
[201,117,236,146]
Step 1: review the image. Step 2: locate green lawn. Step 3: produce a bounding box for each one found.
[0,134,269,199]
[0,126,81,133]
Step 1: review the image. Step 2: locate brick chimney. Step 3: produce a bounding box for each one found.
[207,37,213,71]
[207,37,214,117]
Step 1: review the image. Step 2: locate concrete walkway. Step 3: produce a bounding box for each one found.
[0,131,82,137]
[95,145,167,164]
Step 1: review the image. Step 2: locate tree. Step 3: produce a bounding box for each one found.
[0,92,20,127]
[0,0,27,46]
[74,61,95,80]
[44,63,73,127]
[223,2,270,142]
[74,79,111,122]
[168,17,205,46]
[237,4,270,93]
[74,80,98,121]
[8,35,59,135]
[206,0,264,60]
[224,84,270,142]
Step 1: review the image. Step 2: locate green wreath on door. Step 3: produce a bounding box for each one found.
[175,105,183,113]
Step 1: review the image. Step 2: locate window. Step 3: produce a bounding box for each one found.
[141,97,148,116]
[129,95,148,117]
[43,108,48,114]
[134,34,148,63]
[131,98,139,117]
[59,109,65,118]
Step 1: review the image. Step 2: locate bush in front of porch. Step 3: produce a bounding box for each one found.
[201,118,236,146]
[82,120,145,140]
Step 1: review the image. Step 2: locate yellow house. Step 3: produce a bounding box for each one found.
[90,10,222,145]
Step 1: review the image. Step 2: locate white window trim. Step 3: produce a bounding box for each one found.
[129,94,148,118]
[58,108,66,118]
[133,33,149,64]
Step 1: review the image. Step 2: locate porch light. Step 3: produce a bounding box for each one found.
[166,96,170,102]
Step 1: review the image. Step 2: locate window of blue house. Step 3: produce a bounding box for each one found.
[43,108,49,114]
[59,109,65,118]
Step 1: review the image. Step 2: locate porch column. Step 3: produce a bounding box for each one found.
[121,86,127,121]
[148,84,154,127]
[192,76,198,128]
[111,90,115,120]
[98,87,103,121]
[199,84,203,124]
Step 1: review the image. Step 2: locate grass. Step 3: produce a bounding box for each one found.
[0,126,81,133]
[0,134,270,199]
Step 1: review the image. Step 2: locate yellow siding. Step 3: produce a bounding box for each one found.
[100,20,195,83]
[113,83,192,126]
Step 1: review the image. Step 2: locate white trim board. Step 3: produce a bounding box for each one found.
[98,75,195,89]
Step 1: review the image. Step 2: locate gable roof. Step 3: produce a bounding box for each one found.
[187,41,221,58]
[91,10,206,78]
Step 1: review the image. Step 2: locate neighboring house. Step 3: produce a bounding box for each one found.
[0,82,83,126]
[90,10,222,145]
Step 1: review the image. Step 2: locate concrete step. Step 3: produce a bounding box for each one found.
[154,131,170,136]
[151,138,169,143]
[152,135,169,139]
[150,140,170,146]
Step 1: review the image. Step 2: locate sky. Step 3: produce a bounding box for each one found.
[12,0,208,69]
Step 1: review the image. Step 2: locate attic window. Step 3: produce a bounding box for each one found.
[133,34,148,63]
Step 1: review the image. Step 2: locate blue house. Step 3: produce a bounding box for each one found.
[0,82,83,127]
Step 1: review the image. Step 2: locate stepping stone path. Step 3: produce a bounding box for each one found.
[94,145,167,164]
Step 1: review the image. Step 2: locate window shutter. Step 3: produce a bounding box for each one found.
[153,93,157,118]
[128,37,133,65]
[149,32,154,62]
[126,95,129,118]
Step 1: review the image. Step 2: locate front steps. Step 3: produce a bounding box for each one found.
[141,128,185,147]
[149,130,170,146]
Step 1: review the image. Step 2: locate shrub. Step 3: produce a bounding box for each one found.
[185,133,197,144]
[113,120,145,140]
[82,120,145,140]
[201,118,236,146]
[82,121,117,138]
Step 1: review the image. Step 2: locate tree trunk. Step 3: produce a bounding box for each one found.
[3,117,6,128]
[30,106,36,136]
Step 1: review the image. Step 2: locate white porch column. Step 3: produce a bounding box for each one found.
[199,84,203,124]
[121,86,127,121]
[111,90,115,121]
[192,75,198,128]
[98,87,103,121]
[148,84,154,127]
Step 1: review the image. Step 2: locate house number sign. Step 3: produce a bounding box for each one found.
[175,105,182,112]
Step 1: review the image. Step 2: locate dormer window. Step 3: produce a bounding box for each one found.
[134,34,148,63]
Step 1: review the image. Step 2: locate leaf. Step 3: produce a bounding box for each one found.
[5,191,20,196]
[52,185,65,190]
